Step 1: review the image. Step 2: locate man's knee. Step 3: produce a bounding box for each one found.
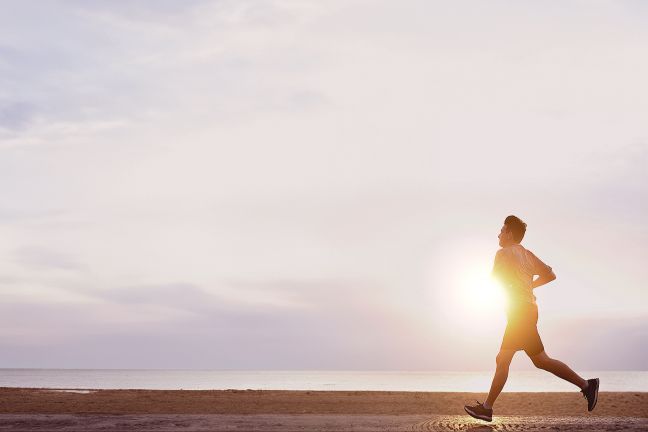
[531,351,551,369]
[496,351,513,369]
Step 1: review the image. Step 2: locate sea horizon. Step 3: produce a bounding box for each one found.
[1,369,646,392]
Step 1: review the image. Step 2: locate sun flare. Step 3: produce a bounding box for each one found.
[427,244,508,319]
[458,268,506,313]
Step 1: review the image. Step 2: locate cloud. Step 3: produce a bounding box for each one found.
[0,101,35,130]
[12,245,84,272]
[0,277,437,369]
[73,281,292,318]
[0,287,645,370]
[535,316,648,371]
[67,0,212,20]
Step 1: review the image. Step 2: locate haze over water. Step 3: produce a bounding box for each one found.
[1,370,646,392]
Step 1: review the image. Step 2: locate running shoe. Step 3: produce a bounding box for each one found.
[464,400,493,422]
[581,378,600,411]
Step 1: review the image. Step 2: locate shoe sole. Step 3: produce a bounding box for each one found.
[589,378,599,411]
[464,406,492,422]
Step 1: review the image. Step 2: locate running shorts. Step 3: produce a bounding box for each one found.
[500,303,545,356]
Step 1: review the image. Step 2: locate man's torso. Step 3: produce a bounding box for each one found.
[493,244,551,311]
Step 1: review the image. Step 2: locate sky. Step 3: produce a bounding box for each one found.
[0,0,646,371]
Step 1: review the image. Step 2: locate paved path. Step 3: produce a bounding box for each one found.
[0,414,646,431]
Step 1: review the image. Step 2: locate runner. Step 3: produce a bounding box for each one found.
[464,215,599,422]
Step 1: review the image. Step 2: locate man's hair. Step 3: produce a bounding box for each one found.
[504,215,527,243]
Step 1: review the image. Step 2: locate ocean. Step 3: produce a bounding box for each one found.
[0,369,645,392]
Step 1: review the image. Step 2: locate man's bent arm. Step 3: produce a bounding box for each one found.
[531,269,556,289]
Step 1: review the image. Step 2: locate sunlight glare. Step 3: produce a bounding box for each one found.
[459,266,506,314]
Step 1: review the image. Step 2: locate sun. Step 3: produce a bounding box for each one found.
[458,267,506,313]
[424,242,508,331]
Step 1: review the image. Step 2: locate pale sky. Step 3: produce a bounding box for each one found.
[0,0,646,370]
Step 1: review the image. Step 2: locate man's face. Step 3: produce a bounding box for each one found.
[498,224,512,247]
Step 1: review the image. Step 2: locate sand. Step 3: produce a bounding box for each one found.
[0,388,645,431]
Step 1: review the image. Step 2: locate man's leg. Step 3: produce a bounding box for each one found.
[529,350,587,389]
[484,348,516,408]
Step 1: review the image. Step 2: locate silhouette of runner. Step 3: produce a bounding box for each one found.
[464,215,599,422]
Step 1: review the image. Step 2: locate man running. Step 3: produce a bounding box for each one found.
[464,215,599,422]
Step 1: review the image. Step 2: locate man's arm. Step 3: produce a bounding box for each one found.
[531,269,556,289]
[528,251,556,289]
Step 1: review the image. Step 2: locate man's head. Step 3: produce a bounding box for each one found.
[498,215,527,247]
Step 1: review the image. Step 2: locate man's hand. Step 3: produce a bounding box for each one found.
[531,269,556,290]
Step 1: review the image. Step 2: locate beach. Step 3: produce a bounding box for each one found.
[0,388,646,431]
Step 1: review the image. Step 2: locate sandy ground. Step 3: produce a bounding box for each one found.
[0,414,647,431]
[0,389,645,431]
